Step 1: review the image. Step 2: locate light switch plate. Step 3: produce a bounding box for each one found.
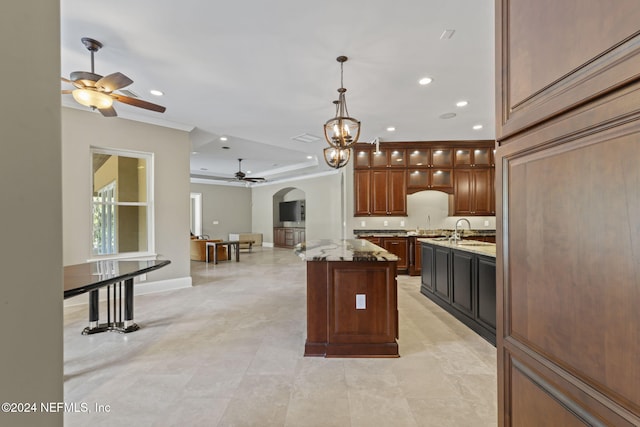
[356,294,366,309]
[383,220,388,226]
[360,220,366,227]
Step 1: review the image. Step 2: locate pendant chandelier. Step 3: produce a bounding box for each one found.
[323,56,360,168]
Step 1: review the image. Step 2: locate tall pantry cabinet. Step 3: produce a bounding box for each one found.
[495,1,640,425]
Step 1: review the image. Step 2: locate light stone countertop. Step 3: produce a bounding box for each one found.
[418,238,496,258]
[295,239,399,262]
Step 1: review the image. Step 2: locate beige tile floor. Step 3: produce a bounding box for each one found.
[64,247,497,426]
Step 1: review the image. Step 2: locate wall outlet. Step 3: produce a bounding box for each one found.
[213,220,219,225]
[383,220,388,226]
[484,220,489,227]
[400,220,405,227]
[360,220,366,227]
[138,273,146,282]
[356,294,366,309]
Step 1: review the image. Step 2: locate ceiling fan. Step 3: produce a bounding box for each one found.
[61,37,166,117]
[233,159,266,182]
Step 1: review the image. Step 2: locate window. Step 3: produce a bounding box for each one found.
[91,148,153,257]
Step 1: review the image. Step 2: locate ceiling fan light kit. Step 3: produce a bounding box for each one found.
[323,55,361,169]
[61,37,166,117]
[72,88,113,109]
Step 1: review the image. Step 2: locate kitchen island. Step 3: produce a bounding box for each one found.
[295,239,399,357]
[419,238,496,345]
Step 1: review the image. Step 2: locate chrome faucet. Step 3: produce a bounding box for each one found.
[452,218,471,244]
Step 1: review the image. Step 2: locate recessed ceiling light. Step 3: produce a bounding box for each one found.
[456,101,468,107]
[418,77,433,86]
[220,136,228,141]
[221,146,230,150]
[246,170,252,174]
[191,151,198,155]
[306,155,313,159]
[439,112,457,119]
[150,89,163,96]
[473,124,483,130]
[386,126,396,132]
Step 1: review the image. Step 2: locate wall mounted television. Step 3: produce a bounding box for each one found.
[279,200,305,222]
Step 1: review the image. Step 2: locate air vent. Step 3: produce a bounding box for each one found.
[291,133,321,143]
[440,29,455,40]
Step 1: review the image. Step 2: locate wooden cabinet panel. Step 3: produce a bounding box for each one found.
[454,168,493,216]
[497,0,640,139]
[451,249,473,318]
[354,170,371,216]
[358,170,407,216]
[387,170,406,215]
[382,238,408,271]
[420,243,435,293]
[497,1,640,423]
[476,255,496,330]
[371,170,389,215]
[433,246,450,302]
[273,227,304,248]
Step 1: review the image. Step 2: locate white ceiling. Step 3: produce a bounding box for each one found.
[60,0,495,184]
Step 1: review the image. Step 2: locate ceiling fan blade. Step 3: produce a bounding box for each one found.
[96,72,133,92]
[98,106,117,117]
[245,177,266,182]
[112,94,166,113]
[70,71,102,85]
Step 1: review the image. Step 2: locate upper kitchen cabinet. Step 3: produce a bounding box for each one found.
[354,147,371,168]
[454,147,493,168]
[371,148,406,168]
[408,148,453,168]
[407,169,453,194]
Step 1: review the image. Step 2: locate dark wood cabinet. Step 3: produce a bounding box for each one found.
[453,168,493,216]
[496,2,640,425]
[408,236,422,276]
[354,141,494,216]
[371,148,406,168]
[305,260,399,358]
[421,241,496,345]
[353,170,371,216]
[359,169,407,216]
[273,227,305,248]
[381,237,408,272]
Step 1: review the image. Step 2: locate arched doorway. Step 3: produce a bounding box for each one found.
[272,187,305,248]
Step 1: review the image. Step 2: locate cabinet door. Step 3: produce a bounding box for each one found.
[454,169,473,214]
[431,148,453,167]
[387,170,406,215]
[454,169,494,215]
[370,170,389,215]
[472,168,493,215]
[420,243,435,293]
[451,249,474,318]
[476,255,496,330]
[354,170,371,216]
[382,238,408,270]
[354,147,371,168]
[434,247,450,302]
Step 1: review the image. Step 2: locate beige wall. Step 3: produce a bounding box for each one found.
[189,183,252,240]
[251,172,344,244]
[62,107,191,284]
[0,2,63,426]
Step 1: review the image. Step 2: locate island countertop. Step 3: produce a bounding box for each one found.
[418,238,496,258]
[295,239,399,262]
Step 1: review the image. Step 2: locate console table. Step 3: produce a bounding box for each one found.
[64,259,170,334]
